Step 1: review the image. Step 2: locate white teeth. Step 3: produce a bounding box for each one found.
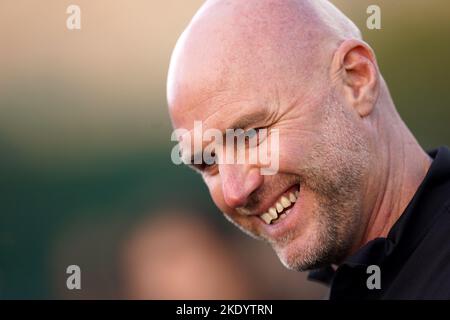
[268,207,278,219]
[260,186,300,224]
[280,196,291,208]
[276,202,284,213]
[261,213,272,224]
[289,192,296,203]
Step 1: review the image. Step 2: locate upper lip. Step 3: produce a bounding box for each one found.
[240,183,299,216]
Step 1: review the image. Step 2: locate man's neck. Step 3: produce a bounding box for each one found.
[358,114,432,249]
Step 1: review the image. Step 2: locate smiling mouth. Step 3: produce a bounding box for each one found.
[259,184,300,225]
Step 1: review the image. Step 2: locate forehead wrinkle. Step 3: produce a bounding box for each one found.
[181,94,258,131]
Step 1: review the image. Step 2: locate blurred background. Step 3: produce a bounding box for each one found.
[0,0,449,299]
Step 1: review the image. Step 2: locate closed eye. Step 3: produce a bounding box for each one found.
[186,151,218,174]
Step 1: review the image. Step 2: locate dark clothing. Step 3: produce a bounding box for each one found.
[309,146,450,299]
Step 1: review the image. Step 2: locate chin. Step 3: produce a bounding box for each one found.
[272,223,335,272]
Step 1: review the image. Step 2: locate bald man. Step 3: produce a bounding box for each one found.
[167,0,450,299]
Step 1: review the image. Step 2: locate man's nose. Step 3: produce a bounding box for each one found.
[219,164,263,208]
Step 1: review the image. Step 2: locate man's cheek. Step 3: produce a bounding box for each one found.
[277,137,311,172]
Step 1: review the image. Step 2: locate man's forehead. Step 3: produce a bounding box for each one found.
[176,101,270,135]
[172,87,268,128]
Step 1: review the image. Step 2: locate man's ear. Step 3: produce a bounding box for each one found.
[331,39,379,117]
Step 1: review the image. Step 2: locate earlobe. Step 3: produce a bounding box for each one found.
[331,39,380,118]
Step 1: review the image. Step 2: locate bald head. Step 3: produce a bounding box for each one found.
[167,0,363,122]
